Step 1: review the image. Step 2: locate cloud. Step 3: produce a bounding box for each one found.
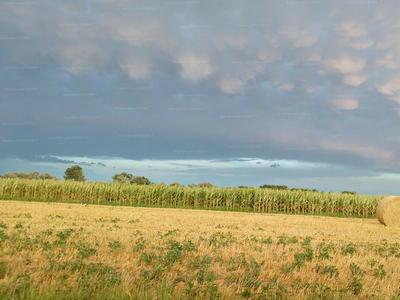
[174,53,214,83]
[375,72,400,101]
[270,163,280,168]
[375,50,400,70]
[17,156,109,168]
[350,39,374,49]
[118,57,155,80]
[1,1,400,193]
[19,156,76,164]
[342,74,367,86]
[279,26,318,48]
[321,141,396,167]
[330,98,359,110]
[321,57,366,75]
[334,24,368,38]
[169,163,196,168]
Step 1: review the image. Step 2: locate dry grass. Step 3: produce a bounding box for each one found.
[0,200,400,299]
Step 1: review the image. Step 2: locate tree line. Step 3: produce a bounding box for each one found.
[0,165,357,194]
[0,171,57,180]
[0,166,216,188]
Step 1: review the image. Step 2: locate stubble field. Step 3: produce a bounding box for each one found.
[0,200,399,299]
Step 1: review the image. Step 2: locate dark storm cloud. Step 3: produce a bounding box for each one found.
[17,155,78,165]
[12,155,106,168]
[1,0,400,183]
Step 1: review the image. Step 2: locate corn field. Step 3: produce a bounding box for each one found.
[0,178,382,217]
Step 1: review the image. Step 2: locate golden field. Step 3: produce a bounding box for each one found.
[0,200,400,299]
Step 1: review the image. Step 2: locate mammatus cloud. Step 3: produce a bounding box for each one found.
[342,73,367,86]
[330,98,359,110]
[1,1,400,193]
[375,72,400,104]
[350,39,374,50]
[174,53,215,83]
[320,57,366,75]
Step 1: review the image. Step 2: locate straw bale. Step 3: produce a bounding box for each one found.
[376,196,400,227]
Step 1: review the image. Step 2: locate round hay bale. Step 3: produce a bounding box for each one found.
[376,196,400,227]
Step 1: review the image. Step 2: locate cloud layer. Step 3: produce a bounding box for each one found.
[1,1,400,192]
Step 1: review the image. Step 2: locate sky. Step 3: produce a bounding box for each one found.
[1,0,400,195]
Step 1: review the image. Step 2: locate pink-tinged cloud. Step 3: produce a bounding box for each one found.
[118,57,154,80]
[322,57,366,75]
[321,141,396,167]
[375,73,400,100]
[334,24,368,38]
[342,74,367,86]
[174,53,214,83]
[330,98,359,110]
[375,50,400,70]
[350,39,374,49]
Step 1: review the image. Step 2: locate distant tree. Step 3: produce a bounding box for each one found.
[64,165,86,181]
[238,186,249,188]
[3,171,36,179]
[112,173,151,185]
[200,182,216,188]
[169,182,183,187]
[28,171,39,179]
[341,191,357,195]
[2,171,57,180]
[38,172,58,180]
[112,172,134,184]
[290,188,313,192]
[131,176,151,185]
[187,182,216,188]
[259,184,288,190]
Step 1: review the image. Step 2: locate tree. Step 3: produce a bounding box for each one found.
[38,172,58,180]
[151,182,165,186]
[64,165,86,181]
[259,184,288,190]
[112,173,151,185]
[187,182,216,188]
[2,171,57,180]
[198,182,215,188]
[341,191,357,195]
[112,172,134,184]
[169,182,183,187]
[290,188,319,192]
[131,176,151,185]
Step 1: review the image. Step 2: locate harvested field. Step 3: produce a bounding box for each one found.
[0,200,399,299]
